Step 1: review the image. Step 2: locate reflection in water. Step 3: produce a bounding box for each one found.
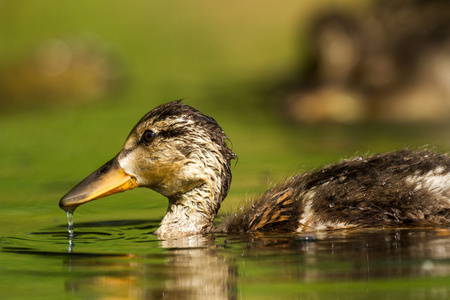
[68,236,74,253]
[157,236,236,300]
[240,229,450,279]
[1,223,449,299]
[64,234,236,300]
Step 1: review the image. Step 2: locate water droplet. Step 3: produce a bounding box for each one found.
[66,210,75,253]
[67,210,74,238]
[329,203,335,208]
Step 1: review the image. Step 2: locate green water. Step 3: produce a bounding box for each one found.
[1,221,449,299]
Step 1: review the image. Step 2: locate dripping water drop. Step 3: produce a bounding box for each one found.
[67,210,74,238]
[66,210,75,253]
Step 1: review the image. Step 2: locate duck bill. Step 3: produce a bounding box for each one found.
[59,155,138,212]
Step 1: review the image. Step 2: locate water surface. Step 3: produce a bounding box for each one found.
[1,219,449,299]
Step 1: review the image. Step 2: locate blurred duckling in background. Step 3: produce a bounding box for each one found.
[283,0,450,123]
[60,101,450,238]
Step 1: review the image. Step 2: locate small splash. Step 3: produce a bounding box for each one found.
[294,234,316,242]
[68,237,74,254]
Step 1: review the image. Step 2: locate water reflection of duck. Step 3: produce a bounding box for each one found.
[60,101,450,237]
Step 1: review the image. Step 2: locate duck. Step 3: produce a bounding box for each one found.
[59,100,450,237]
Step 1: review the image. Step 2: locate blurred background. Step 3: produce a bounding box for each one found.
[1,0,450,234]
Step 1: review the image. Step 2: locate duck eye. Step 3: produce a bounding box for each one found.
[141,130,156,143]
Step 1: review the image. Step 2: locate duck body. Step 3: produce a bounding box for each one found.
[221,150,450,233]
[60,101,450,237]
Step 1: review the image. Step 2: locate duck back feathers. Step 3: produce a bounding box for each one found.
[222,150,450,233]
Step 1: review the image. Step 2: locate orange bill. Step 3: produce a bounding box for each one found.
[59,155,138,212]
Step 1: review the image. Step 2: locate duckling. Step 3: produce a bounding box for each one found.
[60,101,450,237]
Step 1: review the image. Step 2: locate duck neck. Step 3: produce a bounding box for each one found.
[153,137,233,238]
[155,182,220,237]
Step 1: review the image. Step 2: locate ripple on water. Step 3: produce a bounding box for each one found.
[0,218,162,256]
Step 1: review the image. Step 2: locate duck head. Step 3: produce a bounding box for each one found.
[60,100,235,236]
